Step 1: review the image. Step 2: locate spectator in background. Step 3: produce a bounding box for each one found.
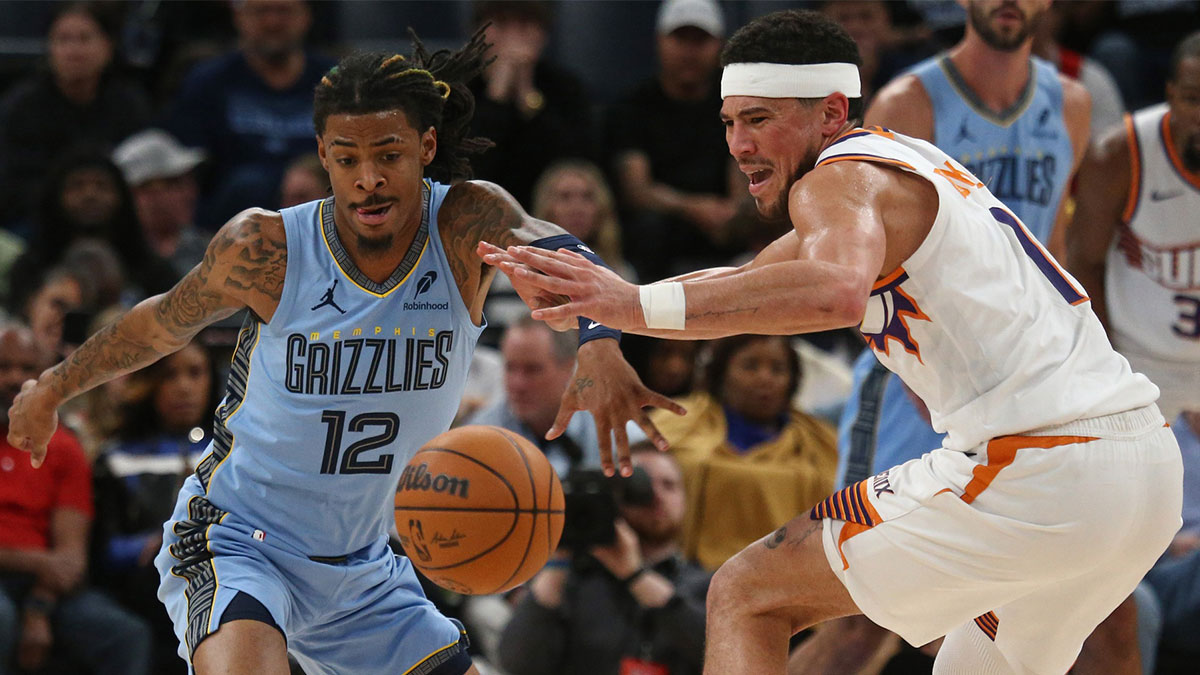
[485,160,635,335]
[650,335,837,571]
[532,160,635,281]
[470,317,641,477]
[166,0,334,224]
[468,1,592,208]
[278,153,329,208]
[620,335,700,399]
[0,322,151,675]
[606,0,742,280]
[113,129,210,278]
[1033,1,1125,141]
[7,147,177,309]
[0,1,152,232]
[8,265,90,364]
[1089,0,1198,111]
[92,340,218,674]
[498,443,709,675]
[817,1,917,105]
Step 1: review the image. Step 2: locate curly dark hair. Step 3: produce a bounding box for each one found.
[312,28,494,183]
[704,335,802,404]
[721,9,864,124]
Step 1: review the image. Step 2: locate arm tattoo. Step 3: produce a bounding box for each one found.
[764,526,787,549]
[49,213,286,401]
[46,320,160,399]
[574,377,595,395]
[686,306,759,321]
[437,182,560,289]
[155,212,286,337]
[762,522,819,551]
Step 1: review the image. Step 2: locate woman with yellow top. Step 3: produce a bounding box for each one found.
[652,334,838,571]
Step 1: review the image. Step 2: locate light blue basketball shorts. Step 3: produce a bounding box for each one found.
[154,489,471,675]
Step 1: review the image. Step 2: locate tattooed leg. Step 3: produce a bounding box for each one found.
[704,514,860,675]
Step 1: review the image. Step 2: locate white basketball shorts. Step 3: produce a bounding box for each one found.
[813,404,1182,674]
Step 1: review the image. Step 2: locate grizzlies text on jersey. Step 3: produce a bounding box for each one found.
[175,182,482,558]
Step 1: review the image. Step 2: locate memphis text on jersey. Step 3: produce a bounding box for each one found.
[285,328,454,395]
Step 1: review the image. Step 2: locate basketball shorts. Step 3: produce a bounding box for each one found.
[1117,343,1200,421]
[154,487,470,675]
[813,404,1182,674]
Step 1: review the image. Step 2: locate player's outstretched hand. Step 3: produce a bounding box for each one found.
[487,245,643,331]
[477,241,576,332]
[7,379,59,468]
[551,339,685,477]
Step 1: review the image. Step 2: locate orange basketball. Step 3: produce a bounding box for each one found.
[394,425,565,595]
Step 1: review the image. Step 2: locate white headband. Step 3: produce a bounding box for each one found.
[721,62,861,99]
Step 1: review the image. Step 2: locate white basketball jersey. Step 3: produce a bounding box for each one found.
[1107,104,1200,363]
[817,129,1158,451]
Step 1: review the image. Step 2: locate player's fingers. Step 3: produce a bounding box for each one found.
[508,246,582,277]
[547,400,576,441]
[513,267,577,294]
[643,389,688,417]
[633,411,670,452]
[476,241,508,258]
[613,424,632,477]
[595,421,615,477]
[30,444,45,469]
[531,303,582,323]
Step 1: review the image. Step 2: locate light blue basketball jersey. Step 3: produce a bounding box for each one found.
[189,181,483,557]
[911,54,1073,242]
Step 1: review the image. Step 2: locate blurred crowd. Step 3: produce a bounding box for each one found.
[0,1,1197,674]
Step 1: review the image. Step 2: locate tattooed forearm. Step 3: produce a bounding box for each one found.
[45,318,163,400]
[45,211,286,403]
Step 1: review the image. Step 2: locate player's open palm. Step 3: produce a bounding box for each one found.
[550,340,686,477]
[7,379,58,468]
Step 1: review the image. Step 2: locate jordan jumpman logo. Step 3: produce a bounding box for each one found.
[311,279,347,314]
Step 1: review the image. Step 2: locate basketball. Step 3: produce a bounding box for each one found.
[394,425,565,595]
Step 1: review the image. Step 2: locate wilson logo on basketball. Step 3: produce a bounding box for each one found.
[398,463,470,498]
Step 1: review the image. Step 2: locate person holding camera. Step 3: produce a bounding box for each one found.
[497,442,709,675]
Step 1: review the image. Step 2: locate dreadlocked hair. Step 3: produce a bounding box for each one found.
[313,27,494,183]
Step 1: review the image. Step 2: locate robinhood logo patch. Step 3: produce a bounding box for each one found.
[415,271,437,297]
[405,271,449,310]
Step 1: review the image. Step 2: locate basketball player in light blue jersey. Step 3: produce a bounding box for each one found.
[5,31,683,675]
[791,3,1153,674]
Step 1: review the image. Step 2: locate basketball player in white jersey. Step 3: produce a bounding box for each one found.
[483,10,1182,674]
[1068,31,1200,424]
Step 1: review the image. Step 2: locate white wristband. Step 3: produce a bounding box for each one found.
[639,282,686,330]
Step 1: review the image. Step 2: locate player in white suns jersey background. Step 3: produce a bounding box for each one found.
[1069,30,1200,424]
[484,10,1183,675]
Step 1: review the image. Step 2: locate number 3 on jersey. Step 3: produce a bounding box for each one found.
[319,410,399,474]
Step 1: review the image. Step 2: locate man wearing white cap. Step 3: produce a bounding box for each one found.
[113,129,210,278]
[607,0,739,280]
[485,9,1181,674]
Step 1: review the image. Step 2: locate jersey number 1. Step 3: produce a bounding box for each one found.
[319,410,399,475]
[989,207,1088,305]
